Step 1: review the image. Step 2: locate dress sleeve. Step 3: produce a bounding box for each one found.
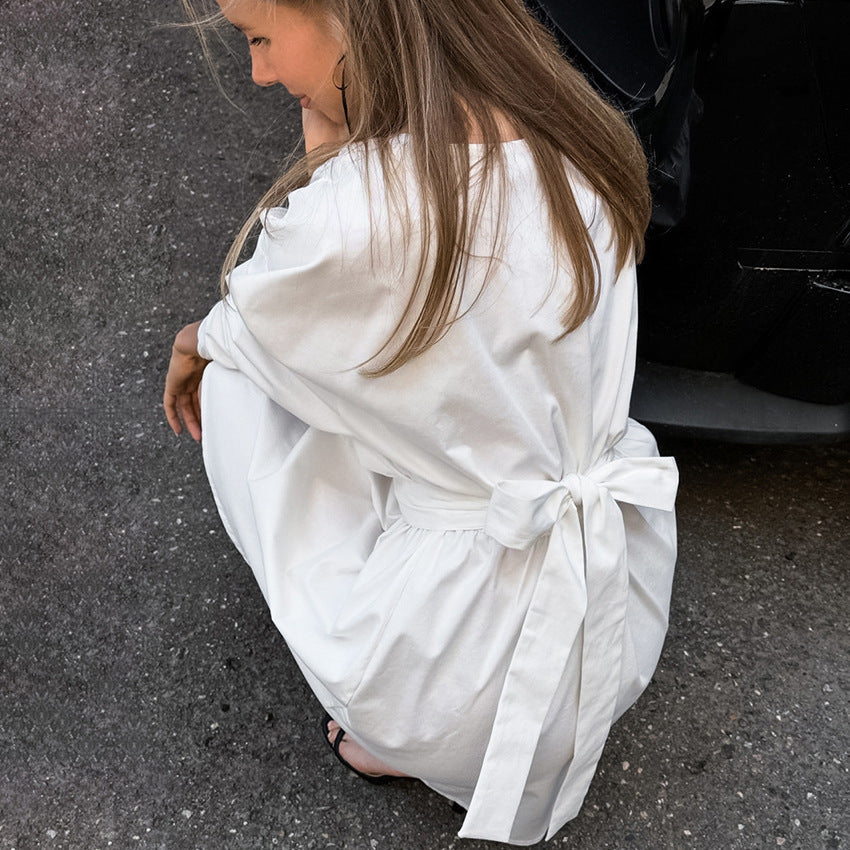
[196,157,405,426]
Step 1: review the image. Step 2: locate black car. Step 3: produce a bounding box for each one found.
[531,0,850,442]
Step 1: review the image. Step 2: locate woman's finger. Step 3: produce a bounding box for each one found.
[179,393,202,442]
[191,389,202,438]
[163,390,183,436]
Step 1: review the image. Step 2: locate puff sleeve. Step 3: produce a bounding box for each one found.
[196,154,408,431]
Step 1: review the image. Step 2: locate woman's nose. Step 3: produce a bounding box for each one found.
[250,54,277,87]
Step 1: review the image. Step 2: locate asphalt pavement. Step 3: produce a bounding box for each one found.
[1,3,848,849]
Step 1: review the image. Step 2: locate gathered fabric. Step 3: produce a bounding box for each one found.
[395,454,677,840]
[197,136,678,844]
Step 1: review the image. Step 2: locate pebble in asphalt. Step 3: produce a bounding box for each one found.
[1,2,848,849]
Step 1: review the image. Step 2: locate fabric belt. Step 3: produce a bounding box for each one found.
[393,454,678,841]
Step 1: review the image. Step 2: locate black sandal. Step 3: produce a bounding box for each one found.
[320,714,468,815]
[320,712,395,785]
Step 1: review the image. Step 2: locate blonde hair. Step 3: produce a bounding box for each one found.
[182,0,651,375]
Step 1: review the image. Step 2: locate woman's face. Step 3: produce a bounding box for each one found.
[218,0,346,125]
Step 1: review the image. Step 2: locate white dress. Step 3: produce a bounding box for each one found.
[197,136,678,845]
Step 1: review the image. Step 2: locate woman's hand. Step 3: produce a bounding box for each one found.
[302,107,349,152]
[163,321,210,442]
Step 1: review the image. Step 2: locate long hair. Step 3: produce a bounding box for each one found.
[182,0,651,375]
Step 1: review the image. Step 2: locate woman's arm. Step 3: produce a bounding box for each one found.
[163,320,210,441]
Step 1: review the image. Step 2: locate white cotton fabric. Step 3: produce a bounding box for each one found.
[197,135,678,845]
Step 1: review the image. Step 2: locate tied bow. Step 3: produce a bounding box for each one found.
[459,455,678,841]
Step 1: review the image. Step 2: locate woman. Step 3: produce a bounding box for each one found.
[164,0,678,842]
